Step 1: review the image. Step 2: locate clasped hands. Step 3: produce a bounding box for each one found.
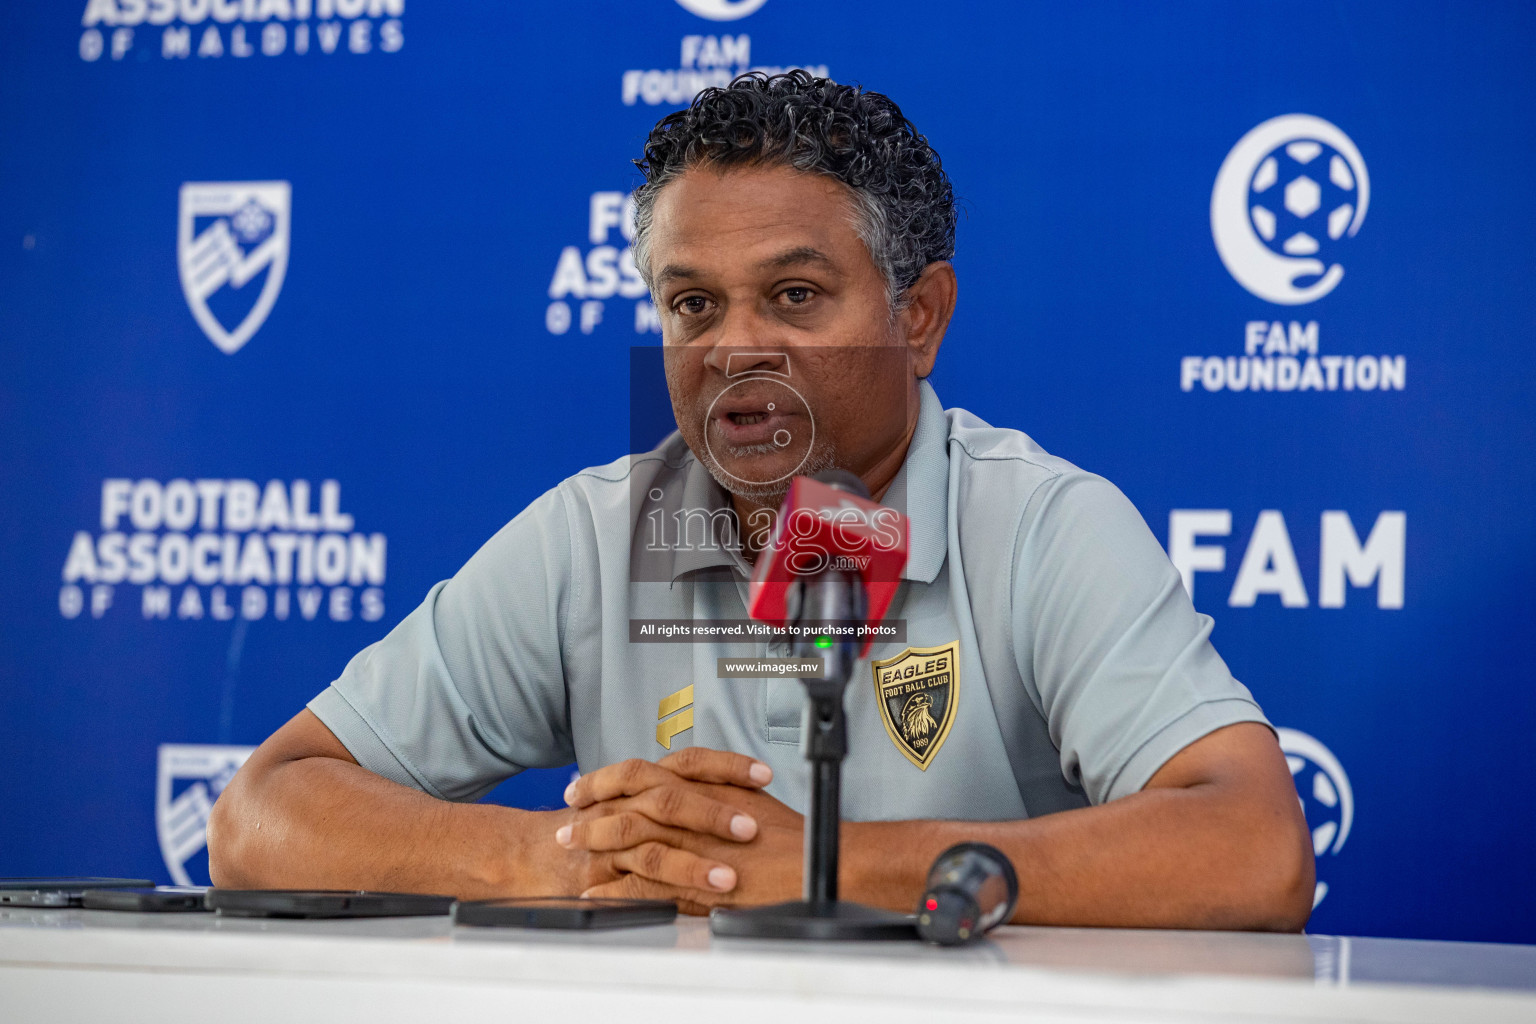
[551,748,803,914]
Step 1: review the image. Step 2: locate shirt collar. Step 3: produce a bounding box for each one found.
[884,379,949,585]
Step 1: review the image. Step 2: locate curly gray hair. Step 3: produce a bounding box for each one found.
[631,71,957,311]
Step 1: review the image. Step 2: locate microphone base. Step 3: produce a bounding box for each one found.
[709,900,918,942]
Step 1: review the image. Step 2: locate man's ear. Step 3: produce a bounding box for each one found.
[900,261,957,377]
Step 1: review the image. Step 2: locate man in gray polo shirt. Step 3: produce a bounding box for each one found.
[210,73,1313,929]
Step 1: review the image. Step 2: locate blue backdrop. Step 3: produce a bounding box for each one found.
[2,0,1532,943]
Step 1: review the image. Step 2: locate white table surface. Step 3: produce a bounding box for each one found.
[2,906,1533,1023]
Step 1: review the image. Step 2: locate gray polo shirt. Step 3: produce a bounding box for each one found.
[310,381,1266,820]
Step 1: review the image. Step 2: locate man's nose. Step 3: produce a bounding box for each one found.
[703,340,791,379]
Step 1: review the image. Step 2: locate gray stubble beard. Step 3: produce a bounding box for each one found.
[699,438,840,510]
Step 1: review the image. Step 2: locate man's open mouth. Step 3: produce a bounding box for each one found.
[706,383,807,450]
[714,407,796,447]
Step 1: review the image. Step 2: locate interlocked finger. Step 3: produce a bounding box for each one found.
[610,841,737,894]
[579,874,714,916]
[558,810,677,852]
[565,758,682,808]
[566,751,772,809]
[563,787,757,845]
[658,747,773,788]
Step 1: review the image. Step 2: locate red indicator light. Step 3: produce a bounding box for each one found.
[925,898,938,911]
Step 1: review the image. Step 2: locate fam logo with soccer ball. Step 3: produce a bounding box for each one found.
[1182,115,1405,394]
[1277,728,1354,909]
[672,0,770,20]
[1212,114,1369,306]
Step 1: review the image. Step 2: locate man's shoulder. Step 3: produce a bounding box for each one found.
[938,401,1152,568]
[540,432,707,541]
[557,431,694,496]
[941,404,1101,502]
[939,402,1172,616]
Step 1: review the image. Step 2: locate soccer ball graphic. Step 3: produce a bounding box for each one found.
[1213,114,1369,304]
[229,199,276,247]
[1277,727,1355,909]
[1248,139,1359,273]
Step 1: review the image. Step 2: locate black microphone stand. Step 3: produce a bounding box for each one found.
[710,566,917,941]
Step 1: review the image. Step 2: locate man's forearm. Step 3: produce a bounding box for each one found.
[209,753,557,898]
[844,782,1313,932]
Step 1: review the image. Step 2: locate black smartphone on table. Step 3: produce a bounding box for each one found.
[453,897,677,930]
[81,886,211,912]
[207,889,455,919]
[0,878,156,908]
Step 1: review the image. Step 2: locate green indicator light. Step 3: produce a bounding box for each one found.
[814,636,833,649]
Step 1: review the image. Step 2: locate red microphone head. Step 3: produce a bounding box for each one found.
[747,472,909,657]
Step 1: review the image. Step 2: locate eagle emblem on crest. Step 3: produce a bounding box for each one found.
[871,641,958,770]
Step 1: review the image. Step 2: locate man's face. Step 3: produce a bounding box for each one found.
[649,162,914,506]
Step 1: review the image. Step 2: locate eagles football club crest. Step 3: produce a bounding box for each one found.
[177,181,291,355]
[156,744,253,885]
[871,641,958,770]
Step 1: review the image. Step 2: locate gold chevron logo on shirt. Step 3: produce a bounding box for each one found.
[656,684,695,750]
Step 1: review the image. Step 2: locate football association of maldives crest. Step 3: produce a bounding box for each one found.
[177,181,291,355]
[156,744,253,885]
[871,641,958,770]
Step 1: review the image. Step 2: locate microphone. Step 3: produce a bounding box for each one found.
[916,843,1020,946]
[791,471,867,682]
[807,468,869,497]
[713,470,922,939]
[747,470,908,658]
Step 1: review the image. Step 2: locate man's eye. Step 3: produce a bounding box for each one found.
[675,296,710,315]
[781,288,813,305]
